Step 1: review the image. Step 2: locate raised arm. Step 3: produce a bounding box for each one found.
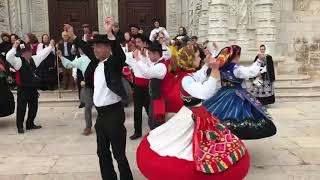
[136,61,166,79]
[162,28,170,40]
[233,60,262,79]
[182,57,220,100]
[6,40,22,70]
[104,17,126,71]
[32,40,55,67]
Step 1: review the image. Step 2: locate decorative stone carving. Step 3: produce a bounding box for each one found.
[188,0,202,36]
[294,0,311,11]
[0,0,10,33]
[294,37,309,62]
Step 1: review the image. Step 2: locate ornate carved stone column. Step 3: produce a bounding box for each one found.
[98,0,119,33]
[0,0,10,33]
[198,0,210,42]
[166,0,181,38]
[207,0,229,48]
[28,0,49,37]
[255,0,276,55]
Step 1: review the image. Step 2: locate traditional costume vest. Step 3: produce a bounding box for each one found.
[16,57,41,89]
[84,60,98,90]
[149,58,166,99]
[103,59,126,100]
[220,63,243,87]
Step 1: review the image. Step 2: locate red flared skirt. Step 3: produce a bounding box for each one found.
[137,135,250,180]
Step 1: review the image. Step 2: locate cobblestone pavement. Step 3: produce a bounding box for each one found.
[0,101,319,180]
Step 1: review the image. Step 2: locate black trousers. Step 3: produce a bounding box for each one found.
[95,102,133,180]
[133,85,149,135]
[76,70,84,102]
[16,88,39,129]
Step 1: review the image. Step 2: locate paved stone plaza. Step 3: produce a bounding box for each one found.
[0,101,319,180]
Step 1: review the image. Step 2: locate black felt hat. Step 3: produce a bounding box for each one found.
[88,34,111,45]
[146,41,166,54]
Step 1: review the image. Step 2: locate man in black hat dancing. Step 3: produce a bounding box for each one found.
[65,17,133,180]
[6,39,55,134]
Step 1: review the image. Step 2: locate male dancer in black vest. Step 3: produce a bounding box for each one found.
[65,17,133,180]
[6,39,55,134]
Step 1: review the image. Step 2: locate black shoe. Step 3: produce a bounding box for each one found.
[26,125,42,130]
[78,103,85,109]
[130,133,142,140]
[18,129,24,134]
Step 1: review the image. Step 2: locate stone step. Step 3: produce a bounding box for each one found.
[276,92,320,102]
[274,74,312,86]
[275,81,320,93]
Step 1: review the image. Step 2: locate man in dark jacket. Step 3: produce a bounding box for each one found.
[64,17,133,180]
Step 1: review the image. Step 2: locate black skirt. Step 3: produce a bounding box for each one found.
[0,78,15,117]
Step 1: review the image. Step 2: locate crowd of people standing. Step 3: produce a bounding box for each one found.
[0,16,278,180]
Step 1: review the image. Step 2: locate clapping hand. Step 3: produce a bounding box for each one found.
[209,57,220,78]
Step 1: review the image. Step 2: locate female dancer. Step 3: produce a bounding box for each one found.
[203,45,277,140]
[136,46,250,180]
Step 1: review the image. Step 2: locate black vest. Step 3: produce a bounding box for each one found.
[58,42,74,59]
[18,57,41,89]
[84,60,98,90]
[103,59,126,100]
[150,78,162,99]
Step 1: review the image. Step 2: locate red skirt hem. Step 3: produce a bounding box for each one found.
[137,135,250,180]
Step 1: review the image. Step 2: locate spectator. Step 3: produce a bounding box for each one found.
[0,33,12,59]
[82,24,92,42]
[149,18,170,42]
[190,36,198,46]
[58,31,76,90]
[10,34,19,45]
[174,26,190,49]
[130,24,140,37]
[24,33,39,55]
[123,32,135,52]
[36,34,57,90]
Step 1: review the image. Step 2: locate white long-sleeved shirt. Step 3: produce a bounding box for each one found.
[233,60,262,79]
[6,46,54,70]
[181,65,218,100]
[125,52,150,79]
[36,43,55,55]
[93,58,121,107]
[134,58,167,80]
[149,27,170,41]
